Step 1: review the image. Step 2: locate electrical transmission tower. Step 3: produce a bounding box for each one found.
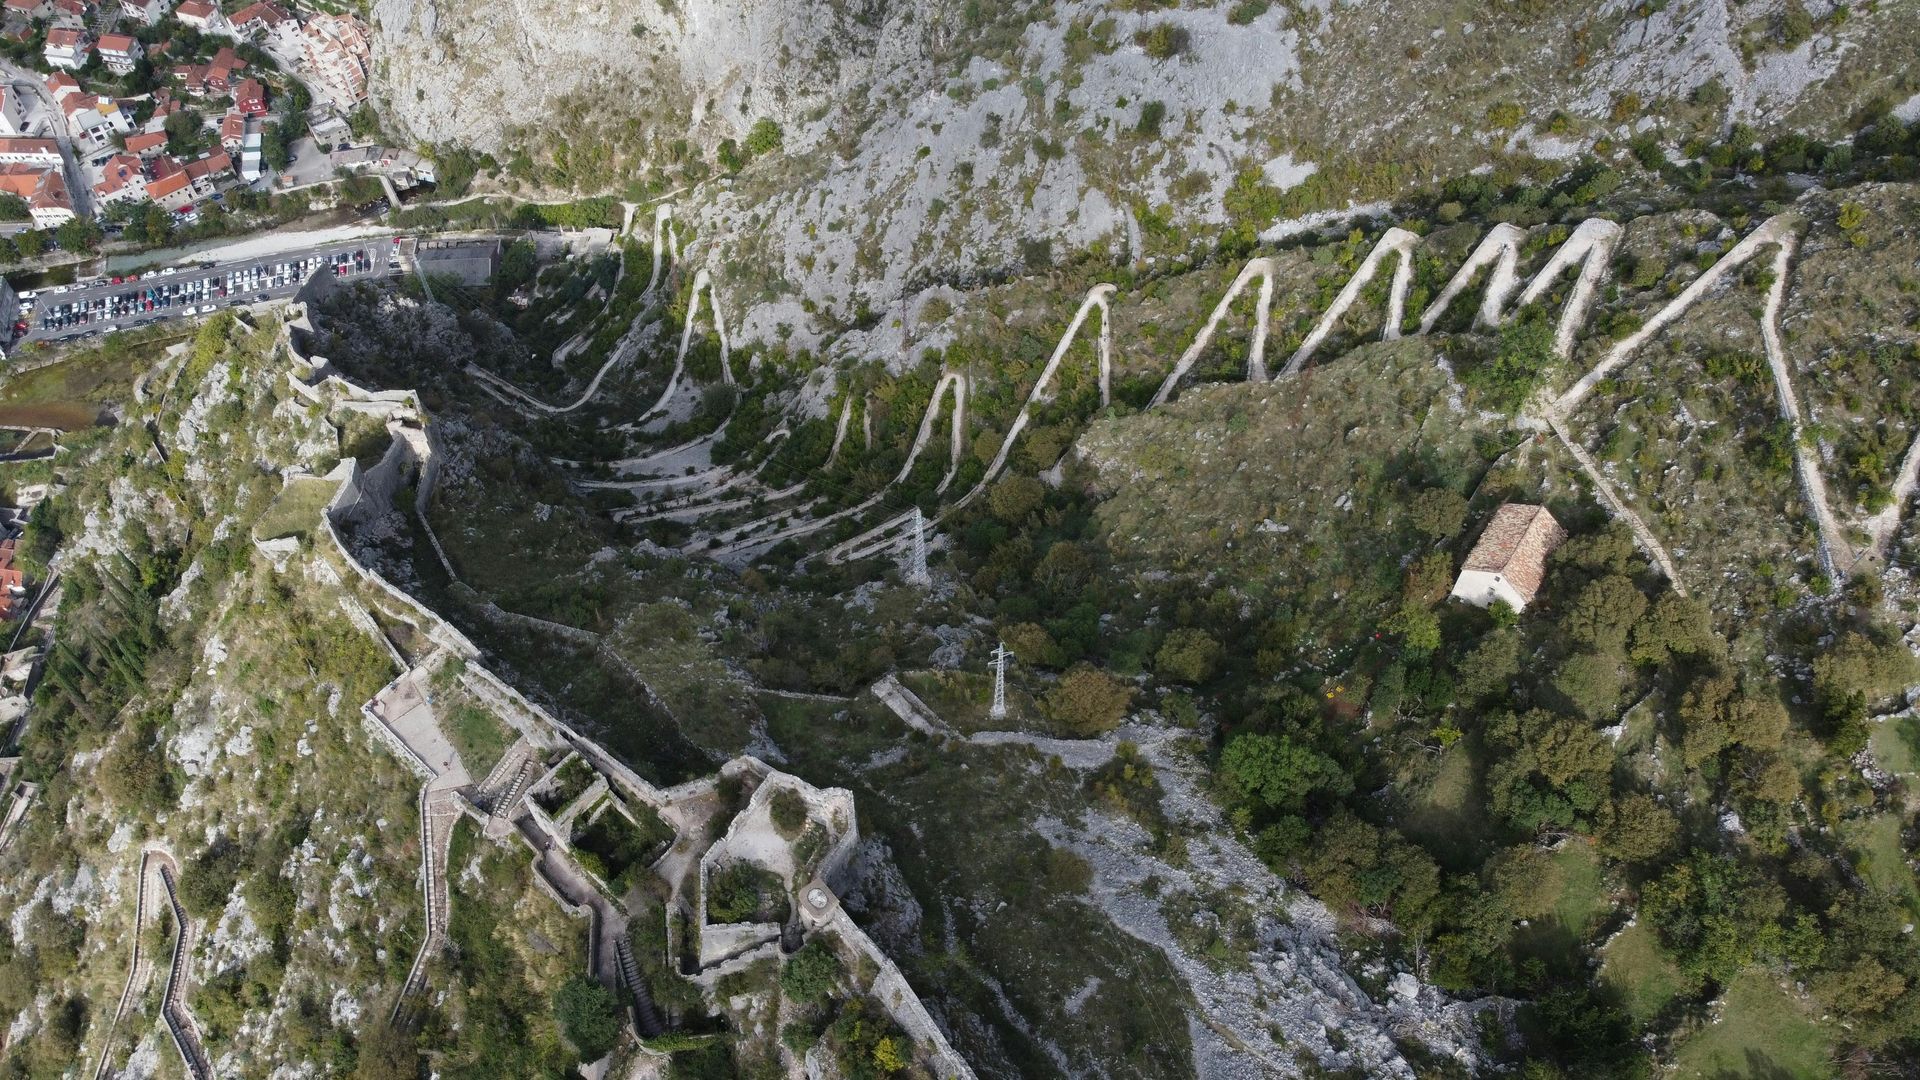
[905,507,930,585]
[990,642,1012,721]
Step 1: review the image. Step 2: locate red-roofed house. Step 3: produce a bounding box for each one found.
[93,152,147,206]
[0,163,73,227]
[2,0,50,20]
[231,0,298,49]
[0,538,24,600]
[233,77,266,116]
[218,109,244,149]
[125,129,167,156]
[0,137,61,165]
[97,32,142,74]
[43,26,91,70]
[145,150,227,209]
[43,71,79,102]
[0,539,24,600]
[144,154,188,205]
[176,46,244,95]
[1450,504,1568,612]
[174,0,227,33]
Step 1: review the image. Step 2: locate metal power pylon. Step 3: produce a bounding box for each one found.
[990,642,1012,721]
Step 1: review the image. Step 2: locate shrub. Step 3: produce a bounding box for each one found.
[1226,0,1268,23]
[1154,628,1221,683]
[1133,99,1167,138]
[1134,22,1190,61]
[745,118,784,156]
[554,976,620,1062]
[769,787,808,839]
[1043,665,1132,735]
[1778,0,1813,47]
[780,938,841,1004]
[1486,102,1524,131]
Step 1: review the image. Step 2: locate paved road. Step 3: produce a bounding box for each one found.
[0,60,90,218]
[20,237,402,344]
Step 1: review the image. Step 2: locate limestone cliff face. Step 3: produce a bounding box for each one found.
[370,0,892,152]
[369,0,1917,341]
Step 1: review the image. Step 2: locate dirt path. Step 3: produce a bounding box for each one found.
[1150,265,1271,405]
[726,373,966,560]
[1278,227,1420,377]
[1861,431,1920,566]
[1756,234,1849,580]
[1546,412,1687,591]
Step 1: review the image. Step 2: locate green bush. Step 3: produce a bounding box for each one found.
[744,118,784,156]
[768,787,808,838]
[780,938,841,1003]
[554,975,621,1062]
[1133,22,1189,61]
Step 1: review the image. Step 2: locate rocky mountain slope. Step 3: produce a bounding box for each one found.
[372,0,1917,332]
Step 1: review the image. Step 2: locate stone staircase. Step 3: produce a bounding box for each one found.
[471,737,537,816]
[614,935,665,1037]
[155,865,214,1080]
[392,785,460,1023]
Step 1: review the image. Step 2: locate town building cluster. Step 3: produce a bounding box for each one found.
[0,0,378,237]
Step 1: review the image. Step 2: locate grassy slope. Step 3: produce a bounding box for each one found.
[1668,969,1835,1080]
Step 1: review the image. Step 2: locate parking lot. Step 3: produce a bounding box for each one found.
[17,239,403,344]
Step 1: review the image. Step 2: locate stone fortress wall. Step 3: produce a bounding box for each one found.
[276,290,976,1078]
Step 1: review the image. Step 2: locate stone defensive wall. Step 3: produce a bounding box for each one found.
[281,267,978,1079]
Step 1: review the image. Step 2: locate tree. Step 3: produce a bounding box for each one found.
[1454,631,1520,701]
[351,1020,419,1080]
[1407,488,1468,538]
[98,731,175,813]
[54,217,103,253]
[1486,709,1611,833]
[1551,650,1624,719]
[872,1036,910,1072]
[1561,574,1647,653]
[1597,792,1678,864]
[1382,603,1441,654]
[1640,855,1791,986]
[15,228,45,257]
[164,106,206,154]
[987,474,1045,523]
[780,938,840,1004]
[1486,846,1564,919]
[1628,592,1714,665]
[1043,664,1132,735]
[262,121,294,171]
[1155,628,1221,684]
[1218,732,1351,813]
[554,975,620,1062]
[1002,622,1064,669]
[1811,631,1919,705]
[1299,811,1440,930]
